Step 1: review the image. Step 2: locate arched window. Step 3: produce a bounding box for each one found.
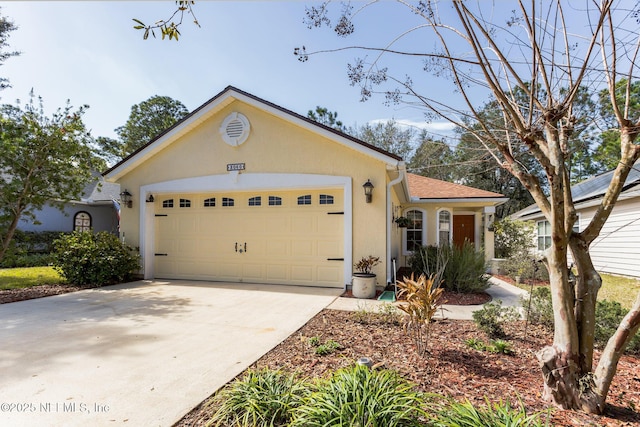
[403,209,426,254]
[437,209,452,246]
[74,211,91,232]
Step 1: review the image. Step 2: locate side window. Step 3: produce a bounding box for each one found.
[297,195,312,205]
[537,220,552,251]
[268,196,282,206]
[222,197,235,207]
[179,199,191,208]
[248,196,261,206]
[162,199,174,208]
[74,211,91,232]
[437,209,452,245]
[204,197,216,207]
[403,209,426,254]
[319,194,334,205]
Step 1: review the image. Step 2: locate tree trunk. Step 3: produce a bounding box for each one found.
[0,214,22,262]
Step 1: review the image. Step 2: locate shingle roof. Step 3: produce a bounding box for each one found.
[407,173,504,199]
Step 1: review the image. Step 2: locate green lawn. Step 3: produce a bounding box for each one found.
[0,266,64,290]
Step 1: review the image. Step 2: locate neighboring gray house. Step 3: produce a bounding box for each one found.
[18,171,120,234]
[512,161,640,278]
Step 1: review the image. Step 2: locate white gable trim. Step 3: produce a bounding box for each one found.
[105,87,401,181]
[139,173,353,285]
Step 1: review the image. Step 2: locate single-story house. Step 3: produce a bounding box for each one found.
[511,161,640,278]
[103,86,507,290]
[18,171,121,234]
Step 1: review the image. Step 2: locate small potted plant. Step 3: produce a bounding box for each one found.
[394,216,411,227]
[352,256,381,298]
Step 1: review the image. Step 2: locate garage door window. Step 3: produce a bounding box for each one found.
[248,196,262,206]
[204,197,216,207]
[180,199,191,208]
[269,196,282,206]
[162,199,174,208]
[222,197,235,207]
[319,194,334,205]
[297,195,312,205]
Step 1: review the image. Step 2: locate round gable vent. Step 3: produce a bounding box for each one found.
[220,112,250,147]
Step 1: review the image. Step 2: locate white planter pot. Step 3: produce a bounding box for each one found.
[352,274,376,299]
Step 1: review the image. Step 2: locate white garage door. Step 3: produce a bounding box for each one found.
[153,190,344,288]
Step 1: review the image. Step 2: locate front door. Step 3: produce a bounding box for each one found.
[453,215,475,249]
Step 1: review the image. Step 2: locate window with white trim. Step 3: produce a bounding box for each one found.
[74,211,91,232]
[319,194,334,205]
[403,209,426,254]
[268,196,282,206]
[248,196,261,206]
[437,209,452,245]
[222,197,235,207]
[297,195,312,205]
[537,220,552,251]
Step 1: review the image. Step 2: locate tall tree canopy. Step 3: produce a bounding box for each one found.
[307,106,346,132]
[0,7,19,90]
[0,93,95,261]
[299,0,640,414]
[353,119,415,160]
[99,95,189,162]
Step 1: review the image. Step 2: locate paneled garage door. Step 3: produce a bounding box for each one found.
[153,190,344,288]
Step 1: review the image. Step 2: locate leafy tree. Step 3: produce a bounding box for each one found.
[0,8,18,90]
[299,1,640,414]
[307,106,346,132]
[353,119,415,159]
[408,130,454,181]
[133,1,199,41]
[99,95,188,161]
[0,92,95,262]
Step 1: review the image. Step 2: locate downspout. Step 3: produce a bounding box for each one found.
[386,163,407,284]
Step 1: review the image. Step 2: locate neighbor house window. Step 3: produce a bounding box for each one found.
[222,197,235,207]
[248,196,261,206]
[74,211,91,232]
[204,197,216,207]
[403,209,426,254]
[179,199,191,208]
[437,209,452,245]
[268,196,282,206]
[162,199,174,208]
[297,195,312,205]
[319,194,334,205]
[537,220,552,251]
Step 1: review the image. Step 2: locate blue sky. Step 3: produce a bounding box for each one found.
[0,1,461,141]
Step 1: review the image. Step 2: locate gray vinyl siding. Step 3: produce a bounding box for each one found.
[578,198,640,278]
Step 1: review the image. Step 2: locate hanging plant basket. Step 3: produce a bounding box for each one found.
[395,216,411,228]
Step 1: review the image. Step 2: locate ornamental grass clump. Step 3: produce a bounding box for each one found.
[396,273,444,356]
[290,364,426,427]
[427,397,551,426]
[207,368,307,427]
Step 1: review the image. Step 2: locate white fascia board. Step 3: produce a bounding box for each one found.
[409,197,509,205]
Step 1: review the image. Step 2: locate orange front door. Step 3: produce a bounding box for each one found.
[453,215,475,249]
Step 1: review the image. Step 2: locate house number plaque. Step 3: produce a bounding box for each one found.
[227,163,245,171]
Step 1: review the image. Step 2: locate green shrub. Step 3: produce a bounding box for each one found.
[291,364,426,427]
[409,243,488,293]
[520,286,554,329]
[503,257,549,282]
[595,299,640,354]
[472,300,520,339]
[428,397,550,426]
[52,231,139,286]
[0,230,67,268]
[494,218,535,259]
[208,368,307,427]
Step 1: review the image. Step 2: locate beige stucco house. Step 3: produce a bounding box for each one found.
[104,86,507,290]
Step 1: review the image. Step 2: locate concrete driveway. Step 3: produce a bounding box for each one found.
[0,280,341,426]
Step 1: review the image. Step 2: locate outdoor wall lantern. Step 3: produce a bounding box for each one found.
[120,189,133,208]
[146,194,154,203]
[363,179,374,203]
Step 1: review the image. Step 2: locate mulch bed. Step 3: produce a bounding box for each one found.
[176,310,640,427]
[0,283,100,304]
[340,289,492,305]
